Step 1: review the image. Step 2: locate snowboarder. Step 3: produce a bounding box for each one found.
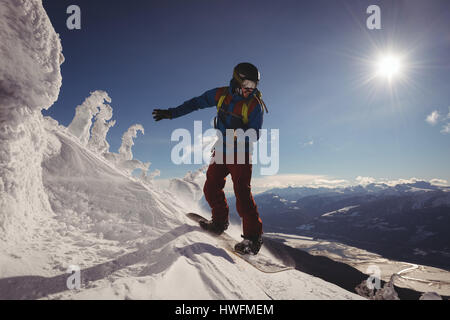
[153,63,268,255]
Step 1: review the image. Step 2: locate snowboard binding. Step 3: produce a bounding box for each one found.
[235,235,263,255]
[199,219,229,236]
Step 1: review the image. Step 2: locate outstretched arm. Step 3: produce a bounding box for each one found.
[168,88,218,119]
[152,89,219,122]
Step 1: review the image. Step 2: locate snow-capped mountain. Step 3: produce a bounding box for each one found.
[225,183,450,270]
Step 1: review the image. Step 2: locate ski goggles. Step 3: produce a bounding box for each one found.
[241,79,257,90]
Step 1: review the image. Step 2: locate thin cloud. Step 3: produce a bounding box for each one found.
[249,174,351,194]
[426,110,440,126]
[441,123,450,134]
[426,107,450,135]
[430,179,449,187]
[304,140,314,147]
[355,176,376,186]
[300,139,314,148]
[155,174,449,197]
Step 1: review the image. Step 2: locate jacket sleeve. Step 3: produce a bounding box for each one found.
[168,88,218,119]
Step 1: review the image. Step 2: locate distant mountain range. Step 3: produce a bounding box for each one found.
[204,181,450,270]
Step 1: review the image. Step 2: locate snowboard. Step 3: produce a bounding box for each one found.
[186,213,293,273]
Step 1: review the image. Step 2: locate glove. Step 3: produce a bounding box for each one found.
[152,109,172,122]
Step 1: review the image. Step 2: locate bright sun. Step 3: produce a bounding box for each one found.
[376,54,403,80]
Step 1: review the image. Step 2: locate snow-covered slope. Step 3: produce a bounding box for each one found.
[1,118,363,300]
[0,0,362,300]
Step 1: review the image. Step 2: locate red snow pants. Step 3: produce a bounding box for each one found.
[203,152,263,238]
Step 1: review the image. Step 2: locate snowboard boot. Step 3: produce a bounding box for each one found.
[199,219,229,236]
[235,235,263,255]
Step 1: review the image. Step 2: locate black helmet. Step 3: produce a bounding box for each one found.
[233,62,260,85]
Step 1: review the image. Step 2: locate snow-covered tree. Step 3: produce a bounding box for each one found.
[119,124,144,160]
[87,103,116,154]
[68,90,111,146]
[0,0,63,241]
[103,124,150,175]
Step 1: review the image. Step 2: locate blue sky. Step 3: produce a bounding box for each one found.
[42,0,450,185]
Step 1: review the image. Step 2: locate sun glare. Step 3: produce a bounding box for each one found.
[376,54,403,80]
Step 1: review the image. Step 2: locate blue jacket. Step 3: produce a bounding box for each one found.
[169,86,264,153]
